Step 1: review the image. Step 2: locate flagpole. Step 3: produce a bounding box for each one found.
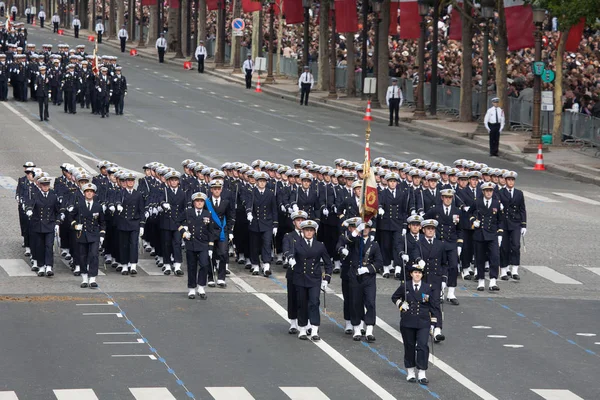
[361,95,372,221]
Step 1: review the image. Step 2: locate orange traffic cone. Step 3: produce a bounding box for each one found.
[32,18,36,26]
[255,75,262,93]
[533,144,546,171]
[363,100,373,121]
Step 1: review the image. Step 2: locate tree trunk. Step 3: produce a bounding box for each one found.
[346,34,356,97]
[182,0,188,55]
[251,11,260,60]
[459,1,473,122]
[316,1,329,91]
[109,0,117,39]
[377,0,390,106]
[230,0,240,67]
[198,0,206,47]
[147,4,157,43]
[167,5,178,51]
[276,0,283,75]
[495,0,508,123]
[552,28,568,143]
[117,0,125,38]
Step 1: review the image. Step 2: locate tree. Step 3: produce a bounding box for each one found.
[317,1,330,91]
[346,34,356,96]
[459,1,473,122]
[494,0,509,122]
[377,0,390,107]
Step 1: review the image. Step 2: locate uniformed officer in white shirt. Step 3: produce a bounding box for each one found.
[194,40,207,73]
[155,33,167,63]
[10,4,16,21]
[484,97,505,157]
[298,66,314,106]
[51,12,60,33]
[37,7,46,28]
[118,25,129,52]
[72,15,81,38]
[25,5,31,24]
[242,54,254,88]
[95,18,105,44]
[386,77,403,127]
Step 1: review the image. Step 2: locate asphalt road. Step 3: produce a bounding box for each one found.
[0,26,598,400]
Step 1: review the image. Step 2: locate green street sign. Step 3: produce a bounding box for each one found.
[533,62,545,76]
[542,69,555,83]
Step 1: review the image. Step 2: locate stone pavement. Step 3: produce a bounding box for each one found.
[46,25,600,186]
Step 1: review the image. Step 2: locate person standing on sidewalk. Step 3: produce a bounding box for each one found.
[25,5,31,24]
[155,33,167,63]
[51,12,60,33]
[37,7,45,28]
[484,97,505,157]
[298,66,314,106]
[118,25,128,53]
[72,15,81,38]
[95,18,104,44]
[195,40,207,73]
[242,54,253,88]
[386,77,403,127]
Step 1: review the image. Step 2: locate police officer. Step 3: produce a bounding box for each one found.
[242,54,253,88]
[72,15,81,38]
[37,7,45,28]
[386,77,403,126]
[391,262,442,385]
[95,17,104,43]
[34,64,50,121]
[51,12,60,33]
[484,97,505,157]
[282,210,308,334]
[118,25,128,52]
[155,33,166,63]
[298,66,314,106]
[498,171,526,280]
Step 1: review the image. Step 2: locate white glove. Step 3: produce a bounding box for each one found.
[356,223,365,232]
[341,248,349,257]
[208,250,213,258]
[288,257,296,267]
[402,228,407,236]
[419,211,425,217]
[116,204,123,213]
[357,267,369,275]
[498,236,502,247]
[48,93,51,99]
[246,212,253,222]
[67,206,74,212]
[457,246,462,257]
[77,89,81,94]
[15,196,19,203]
[500,203,504,211]
[411,210,416,215]
[280,204,286,212]
[60,213,65,221]
[320,280,328,291]
[33,85,37,91]
[333,206,338,213]
[109,205,115,213]
[229,233,234,241]
[125,92,128,96]
[463,206,470,212]
[292,204,299,212]
[54,225,60,236]
[74,224,83,231]
[139,228,144,237]
[400,302,409,312]
[102,204,106,213]
[152,207,159,215]
[287,207,294,214]
[378,208,384,216]
[322,208,329,217]
[441,281,447,292]
[473,220,481,228]
[183,231,191,240]
[273,227,278,236]
[144,211,150,219]
[418,259,426,268]
[521,228,527,237]
[162,202,171,210]
[401,254,409,263]
[97,87,102,92]
[25,210,33,217]
[100,237,104,246]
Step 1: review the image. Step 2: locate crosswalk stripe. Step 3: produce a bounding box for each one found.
[280,387,330,400]
[585,267,600,277]
[129,387,177,400]
[60,259,106,276]
[137,260,165,276]
[552,192,600,205]
[531,389,585,400]
[522,266,582,285]
[522,191,560,203]
[0,259,36,276]
[0,176,18,191]
[206,387,255,399]
[53,389,99,400]
[0,392,19,400]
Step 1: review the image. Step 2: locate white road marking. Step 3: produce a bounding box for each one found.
[229,275,257,294]
[137,261,165,276]
[53,389,99,400]
[280,387,330,400]
[487,335,507,338]
[552,192,600,205]
[206,387,255,399]
[200,110,207,113]
[269,109,277,112]
[171,100,177,104]
[135,87,141,90]
[197,87,203,90]
[253,104,260,107]
[0,392,18,400]
[503,344,524,348]
[76,302,113,306]
[307,120,315,122]
[375,142,387,146]
[232,122,241,125]
[530,389,585,400]
[0,259,36,276]
[296,147,305,150]
[521,266,582,285]
[147,92,153,95]
[585,267,600,278]
[159,96,165,99]
[111,354,157,360]
[472,326,492,329]
[328,126,338,129]
[273,138,282,141]
[403,151,411,154]
[238,100,244,102]
[215,116,223,119]
[96,332,137,335]
[350,134,359,137]
[186,105,192,108]
[0,176,18,191]
[575,333,597,337]
[522,191,560,203]
[223,95,230,98]
[129,388,177,400]
[287,114,296,117]
[174,79,180,82]
[82,313,123,318]
[103,339,145,344]
[210,91,216,94]
[252,130,260,133]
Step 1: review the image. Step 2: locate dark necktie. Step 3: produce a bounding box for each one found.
[414,284,418,292]
[495,108,499,123]
[510,190,513,199]
[305,190,309,197]
[87,202,91,210]
[428,239,433,245]
[486,200,490,208]
[196,211,200,217]
[445,207,449,216]
[215,199,219,208]
[414,235,418,241]
[306,239,311,248]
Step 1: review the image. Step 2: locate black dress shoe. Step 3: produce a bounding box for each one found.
[73,271,81,276]
[90,282,98,288]
[112,262,119,268]
[245,264,252,269]
[366,335,376,343]
[448,298,460,306]
[31,266,39,272]
[225,269,231,275]
[501,275,509,281]
[407,376,417,383]
[80,282,88,288]
[276,259,283,265]
[37,270,45,277]
[311,335,321,342]
[217,282,227,288]
[353,335,362,341]
[507,271,512,277]
[65,254,72,261]
[252,270,259,276]
[361,329,366,335]
[491,285,500,291]
[395,123,399,127]
[237,259,245,265]
[188,293,195,299]
[307,328,312,335]
[464,275,472,281]
[44,118,49,121]
[512,274,520,280]
[199,293,207,300]
[130,269,137,275]
[434,333,445,342]
[105,260,112,265]
[164,269,171,276]
[418,377,429,385]
[299,333,308,340]
[46,269,54,277]
[289,327,299,335]
[121,269,129,275]
[116,265,123,272]
[477,286,484,291]
[345,328,353,335]
[264,269,272,277]
[388,123,393,126]
[175,269,184,276]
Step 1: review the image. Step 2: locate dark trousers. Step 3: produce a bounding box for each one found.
[489,123,500,156]
[197,55,205,73]
[78,240,100,277]
[0,80,7,100]
[389,98,400,125]
[26,14,31,23]
[38,95,49,120]
[39,17,44,28]
[287,278,298,319]
[33,232,54,267]
[207,239,228,281]
[64,90,76,113]
[244,68,252,88]
[161,229,182,264]
[59,219,71,249]
[119,229,139,264]
[19,209,30,245]
[300,83,311,105]
[97,32,103,43]
[114,93,124,114]
[321,224,339,261]
[350,276,376,326]
[21,80,28,101]
[380,230,401,266]
[296,285,320,327]
[186,249,209,288]
[74,26,79,38]
[70,229,80,265]
[120,37,126,52]
[443,242,459,287]
[53,22,59,33]
[475,239,499,279]
[502,228,521,266]
[51,85,62,105]
[400,326,430,370]
[233,215,249,257]
[341,278,352,321]
[157,47,165,63]
[460,229,474,270]
[249,229,273,264]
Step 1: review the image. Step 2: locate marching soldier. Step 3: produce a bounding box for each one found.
[159,171,186,276]
[34,64,50,121]
[48,58,62,105]
[112,66,127,115]
[0,54,8,101]
[498,171,526,280]
[114,173,146,275]
[205,179,235,286]
[95,67,111,118]
[282,210,308,334]
[61,64,80,114]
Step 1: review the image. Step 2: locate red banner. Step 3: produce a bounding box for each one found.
[399,0,419,40]
[448,1,461,41]
[207,0,225,11]
[389,0,400,35]
[170,0,179,8]
[141,0,157,5]
[335,0,357,33]
[284,0,304,25]
[565,17,585,52]
[242,0,262,13]
[504,0,534,51]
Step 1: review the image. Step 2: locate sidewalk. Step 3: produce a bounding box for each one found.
[47,25,600,186]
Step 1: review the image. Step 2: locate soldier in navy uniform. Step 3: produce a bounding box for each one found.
[422,173,441,213]
[0,54,9,101]
[288,173,321,222]
[114,173,146,275]
[394,215,424,283]
[95,66,112,118]
[498,171,526,281]
[205,179,235,286]
[48,58,62,105]
[470,182,503,291]
[70,183,105,288]
[289,220,332,341]
[34,64,50,121]
[425,189,463,305]
[112,66,127,115]
[282,210,308,334]
[16,162,36,254]
[245,171,278,276]
[391,262,442,385]
[338,180,362,219]
[159,171,187,276]
[458,171,479,279]
[180,192,218,299]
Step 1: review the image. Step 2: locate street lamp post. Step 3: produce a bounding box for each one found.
[371,0,382,108]
[215,0,226,67]
[265,0,276,83]
[328,0,337,99]
[302,0,310,68]
[478,0,494,124]
[413,0,430,118]
[524,8,547,152]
